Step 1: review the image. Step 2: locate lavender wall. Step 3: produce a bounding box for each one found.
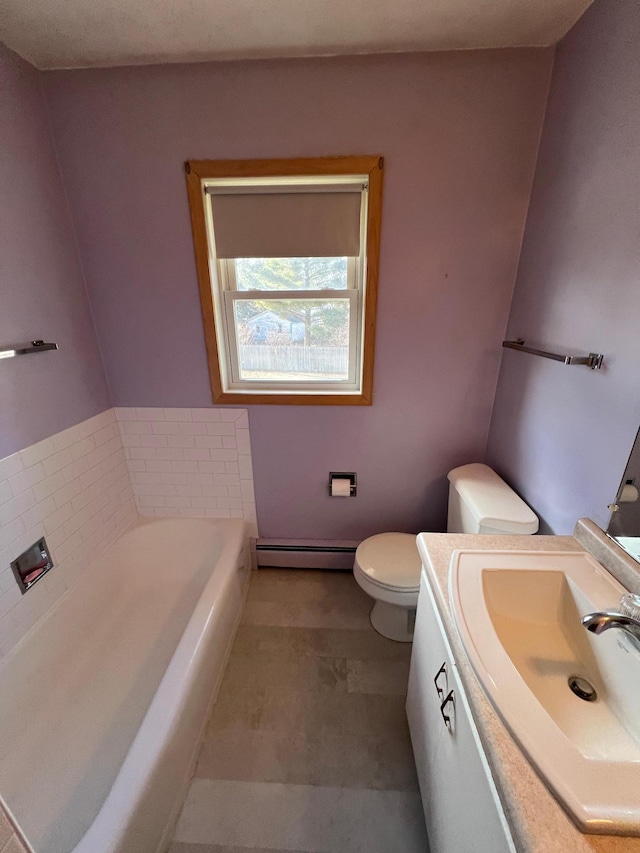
[0,45,111,459]
[486,0,640,534]
[43,50,552,539]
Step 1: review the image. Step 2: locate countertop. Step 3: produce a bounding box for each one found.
[417,531,640,853]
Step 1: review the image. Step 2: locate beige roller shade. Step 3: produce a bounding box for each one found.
[209,189,362,258]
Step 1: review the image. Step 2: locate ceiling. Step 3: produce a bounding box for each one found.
[0,0,594,70]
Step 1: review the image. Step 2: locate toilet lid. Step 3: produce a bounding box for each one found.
[355,533,422,591]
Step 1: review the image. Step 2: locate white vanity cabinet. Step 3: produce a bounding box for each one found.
[407,570,516,853]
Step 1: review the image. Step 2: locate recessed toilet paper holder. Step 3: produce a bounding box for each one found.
[329,472,357,497]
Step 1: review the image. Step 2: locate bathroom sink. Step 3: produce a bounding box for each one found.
[449,550,640,835]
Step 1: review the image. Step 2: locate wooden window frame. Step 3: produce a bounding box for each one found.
[185,156,383,406]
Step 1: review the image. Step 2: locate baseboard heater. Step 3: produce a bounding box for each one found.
[255,539,361,570]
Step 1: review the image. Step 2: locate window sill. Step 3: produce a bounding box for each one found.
[212,390,373,406]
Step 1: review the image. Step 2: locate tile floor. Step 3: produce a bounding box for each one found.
[169,568,428,853]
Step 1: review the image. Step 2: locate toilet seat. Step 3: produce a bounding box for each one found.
[353,533,421,642]
[353,463,539,642]
[354,533,421,592]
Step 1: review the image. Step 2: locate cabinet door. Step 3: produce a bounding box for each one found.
[407,572,515,853]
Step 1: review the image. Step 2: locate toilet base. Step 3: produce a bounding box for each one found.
[370,600,415,643]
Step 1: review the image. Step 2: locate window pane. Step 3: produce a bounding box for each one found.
[234,298,351,382]
[234,257,348,291]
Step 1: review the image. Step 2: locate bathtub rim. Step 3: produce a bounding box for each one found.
[72,515,250,853]
[1,515,250,853]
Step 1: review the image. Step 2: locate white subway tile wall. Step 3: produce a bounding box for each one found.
[0,409,136,659]
[115,408,257,538]
[0,407,257,661]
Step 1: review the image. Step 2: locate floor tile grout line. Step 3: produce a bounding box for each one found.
[169,569,423,852]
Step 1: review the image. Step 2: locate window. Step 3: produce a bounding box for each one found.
[185,156,383,405]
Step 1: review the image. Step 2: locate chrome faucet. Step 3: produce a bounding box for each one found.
[581,611,640,641]
[582,592,640,642]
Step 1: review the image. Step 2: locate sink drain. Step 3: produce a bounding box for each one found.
[568,675,597,702]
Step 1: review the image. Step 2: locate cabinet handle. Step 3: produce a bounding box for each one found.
[440,689,455,728]
[433,662,447,698]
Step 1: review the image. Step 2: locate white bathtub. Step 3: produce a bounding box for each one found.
[0,516,250,853]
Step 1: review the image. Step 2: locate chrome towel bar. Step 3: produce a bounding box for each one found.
[502,339,603,370]
[0,340,58,360]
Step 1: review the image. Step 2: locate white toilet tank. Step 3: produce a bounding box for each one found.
[447,463,539,535]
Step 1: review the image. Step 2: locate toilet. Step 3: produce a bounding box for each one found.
[353,463,539,642]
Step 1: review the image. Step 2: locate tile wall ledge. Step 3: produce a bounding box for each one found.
[574,517,640,595]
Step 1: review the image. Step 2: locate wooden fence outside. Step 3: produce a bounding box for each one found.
[239,345,349,375]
